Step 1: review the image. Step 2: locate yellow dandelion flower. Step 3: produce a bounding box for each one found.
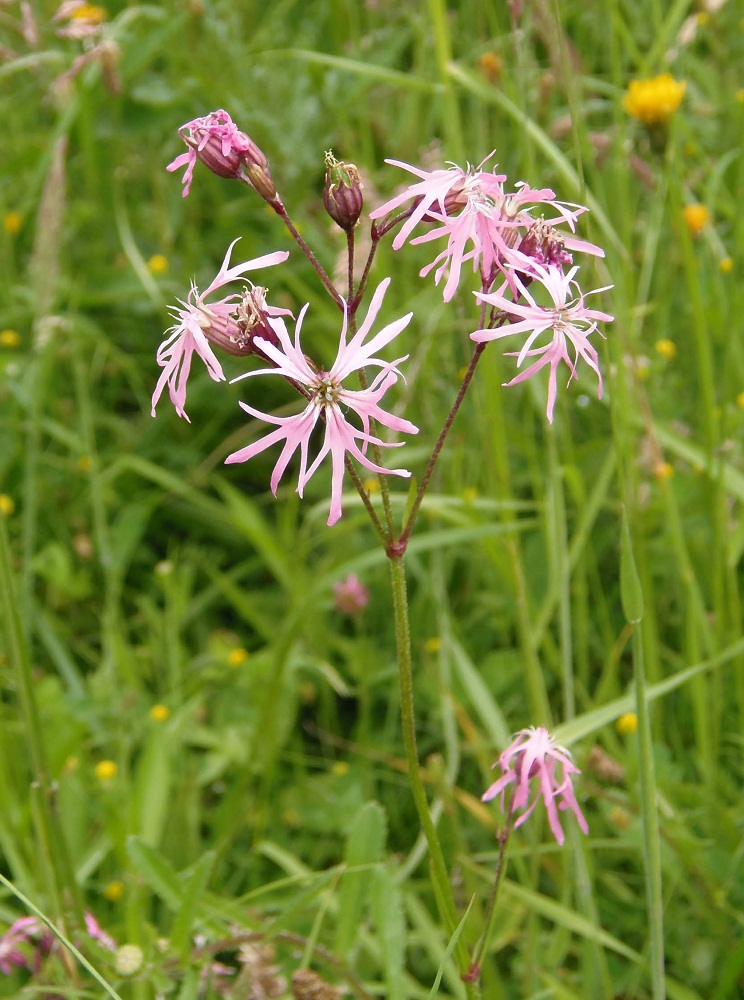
[0,329,21,348]
[623,74,686,126]
[0,495,15,516]
[3,212,21,236]
[331,761,349,777]
[654,461,674,481]
[95,760,117,781]
[616,711,638,735]
[424,636,442,653]
[104,880,124,902]
[227,647,248,667]
[719,257,733,274]
[655,339,677,360]
[149,704,170,722]
[683,203,710,237]
[147,254,169,275]
[736,391,744,410]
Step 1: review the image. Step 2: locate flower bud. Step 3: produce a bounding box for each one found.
[323,152,363,231]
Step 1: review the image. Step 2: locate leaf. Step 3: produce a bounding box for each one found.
[372,867,406,1000]
[126,836,182,910]
[170,851,216,957]
[335,801,387,958]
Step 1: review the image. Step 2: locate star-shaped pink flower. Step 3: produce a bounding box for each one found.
[472,262,613,422]
[225,278,418,526]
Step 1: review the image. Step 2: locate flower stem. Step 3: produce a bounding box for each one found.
[388,553,472,982]
[393,344,486,554]
[271,199,343,308]
[470,801,515,976]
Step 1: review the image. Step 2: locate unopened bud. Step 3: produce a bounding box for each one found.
[323,151,363,231]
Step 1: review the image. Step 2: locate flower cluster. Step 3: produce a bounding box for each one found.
[482,726,588,845]
[370,156,612,421]
[155,113,612,522]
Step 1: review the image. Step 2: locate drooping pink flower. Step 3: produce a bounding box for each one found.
[225,278,419,526]
[333,573,370,615]
[370,156,603,300]
[482,726,588,845]
[471,261,613,422]
[166,110,273,199]
[152,239,288,422]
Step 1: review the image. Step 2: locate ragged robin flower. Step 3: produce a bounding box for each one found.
[152,239,288,421]
[472,261,613,423]
[225,277,419,526]
[482,726,588,845]
[623,73,686,126]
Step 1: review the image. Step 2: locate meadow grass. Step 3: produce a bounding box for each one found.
[1,0,743,998]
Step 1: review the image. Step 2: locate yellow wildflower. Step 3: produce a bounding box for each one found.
[616,711,638,735]
[331,761,349,777]
[736,391,744,410]
[0,329,21,348]
[104,880,125,902]
[227,647,248,667]
[654,461,674,481]
[147,254,169,275]
[149,704,170,722]
[655,339,677,360]
[363,477,379,493]
[3,212,21,236]
[95,760,117,781]
[719,257,733,274]
[424,636,442,654]
[683,203,709,237]
[0,495,14,516]
[623,74,686,126]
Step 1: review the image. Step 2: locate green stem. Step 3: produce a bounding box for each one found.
[633,622,666,1000]
[388,554,473,986]
[0,516,83,922]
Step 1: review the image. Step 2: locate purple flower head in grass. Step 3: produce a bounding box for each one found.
[472,261,613,423]
[225,278,419,526]
[370,155,604,301]
[482,726,588,845]
[152,239,289,422]
[167,110,275,200]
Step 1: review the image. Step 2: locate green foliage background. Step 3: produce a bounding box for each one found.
[1,0,744,997]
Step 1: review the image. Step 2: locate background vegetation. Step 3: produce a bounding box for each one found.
[1,0,743,997]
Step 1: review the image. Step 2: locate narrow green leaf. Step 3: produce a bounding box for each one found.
[335,801,387,957]
[428,896,474,1000]
[126,836,182,910]
[170,851,216,957]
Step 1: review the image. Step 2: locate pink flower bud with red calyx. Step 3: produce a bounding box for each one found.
[323,151,364,232]
[516,220,574,272]
[167,110,277,201]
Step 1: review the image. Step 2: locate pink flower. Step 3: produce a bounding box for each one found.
[333,574,370,615]
[370,156,603,300]
[482,727,588,845]
[471,262,613,423]
[225,278,418,526]
[84,913,116,952]
[0,917,40,974]
[152,239,289,422]
[166,110,273,198]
